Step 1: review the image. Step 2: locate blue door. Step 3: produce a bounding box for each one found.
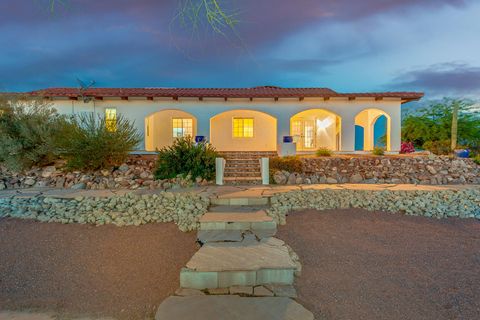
[355,125,364,151]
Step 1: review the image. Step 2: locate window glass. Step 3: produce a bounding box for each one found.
[172,118,193,138]
[233,118,254,138]
[105,108,117,132]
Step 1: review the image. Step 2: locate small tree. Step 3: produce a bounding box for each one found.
[402,98,480,153]
[0,96,65,171]
[155,136,219,181]
[57,112,141,170]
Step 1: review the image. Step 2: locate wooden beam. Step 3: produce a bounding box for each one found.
[324,97,330,101]
[147,97,153,101]
[172,96,178,101]
[249,97,253,102]
[299,97,304,101]
[348,96,355,101]
[375,97,383,101]
[95,96,103,100]
[198,97,203,101]
[274,97,279,101]
[121,96,129,100]
[224,97,228,101]
[69,97,78,101]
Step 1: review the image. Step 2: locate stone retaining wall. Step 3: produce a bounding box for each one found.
[267,189,480,224]
[0,192,209,231]
[273,156,480,185]
[0,156,208,190]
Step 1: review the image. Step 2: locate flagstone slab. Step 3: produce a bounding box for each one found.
[155,296,314,320]
[199,211,273,223]
[185,237,296,272]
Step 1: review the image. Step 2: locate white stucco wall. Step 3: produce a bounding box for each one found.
[210,109,277,151]
[49,97,403,152]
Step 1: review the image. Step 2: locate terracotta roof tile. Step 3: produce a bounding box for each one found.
[25,86,423,102]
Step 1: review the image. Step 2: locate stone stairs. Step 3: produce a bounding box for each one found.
[219,151,277,184]
[155,194,313,320]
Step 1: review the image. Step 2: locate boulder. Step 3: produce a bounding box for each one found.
[41,166,56,178]
[24,177,36,186]
[273,171,287,184]
[71,182,86,190]
[350,173,363,183]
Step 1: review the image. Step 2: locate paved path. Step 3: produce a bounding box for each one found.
[1,183,478,200]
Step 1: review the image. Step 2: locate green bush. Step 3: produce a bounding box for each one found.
[269,156,303,173]
[422,140,451,155]
[0,96,65,171]
[316,147,332,157]
[154,137,219,181]
[473,155,480,165]
[372,146,385,156]
[57,112,141,170]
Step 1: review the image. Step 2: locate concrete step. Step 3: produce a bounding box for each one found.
[208,205,270,212]
[180,237,296,289]
[155,296,314,320]
[210,196,269,206]
[224,172,261,178]
[198,208,276,242]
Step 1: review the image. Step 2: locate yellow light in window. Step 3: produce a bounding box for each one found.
[173,118,193,138]
[105,108,117,132]
[233,118,254,138]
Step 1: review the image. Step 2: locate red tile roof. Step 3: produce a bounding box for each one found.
[26,86,423,102]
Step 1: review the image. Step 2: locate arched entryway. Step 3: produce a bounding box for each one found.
[144,109,197,151]
[210,109,277,151]
[290,109,341,152]
[354,109,391,151]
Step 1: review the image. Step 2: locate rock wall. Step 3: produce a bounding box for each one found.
[0,192,209,231]
[273,156,480,185]
[0,156,209,190]
[267,189,480,224]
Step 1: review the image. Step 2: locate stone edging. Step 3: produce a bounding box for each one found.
[0,192,209,231]
[267,189,480,224]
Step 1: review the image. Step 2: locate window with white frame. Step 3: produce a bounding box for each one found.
[172,118,193,138]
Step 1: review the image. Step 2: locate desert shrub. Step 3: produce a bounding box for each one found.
[422,140,451,155]
[154,137,218,181]
[57,112,141,170]
[473,155,480,165]
[372,146,385,156]
[269,156,303,174]
[400,141,415,154]
[316,147,332,157]
[0,96,65,171]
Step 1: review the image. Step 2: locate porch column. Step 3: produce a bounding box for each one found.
[341,113,355,152]
[195,113,211,141]
[276,113,291,149]
[390,106,402,152]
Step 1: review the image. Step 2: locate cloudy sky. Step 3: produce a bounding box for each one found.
[1,0,479,100]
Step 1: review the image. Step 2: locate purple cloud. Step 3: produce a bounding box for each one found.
[390,62,480,97]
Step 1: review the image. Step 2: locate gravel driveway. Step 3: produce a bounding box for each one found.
[277,209,480,320]
[0,219,198,319]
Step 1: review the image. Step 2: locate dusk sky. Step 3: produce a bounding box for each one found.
[1,0,480,100]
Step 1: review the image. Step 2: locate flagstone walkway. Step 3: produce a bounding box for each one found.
[155,192,314,319]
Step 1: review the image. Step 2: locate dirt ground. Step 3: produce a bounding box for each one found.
[277,209,480,320]
[0,219,198,319]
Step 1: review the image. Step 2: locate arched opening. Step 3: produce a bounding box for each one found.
[290,109,341,152]
[210,109,277,151]
[144,109,197,151]
[354,109,391,151]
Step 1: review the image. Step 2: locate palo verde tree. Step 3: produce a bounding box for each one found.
[402,98,480,154]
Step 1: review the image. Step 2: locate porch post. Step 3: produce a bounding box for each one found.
[341,113,355,152]
[390,106,402,152]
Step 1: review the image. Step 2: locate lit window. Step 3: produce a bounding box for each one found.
[233,118,254,138]
[172,118,193,138]
[105,108,117,132]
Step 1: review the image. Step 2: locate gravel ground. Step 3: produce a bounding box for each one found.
[277,209,480,320]
[0,218,198,319]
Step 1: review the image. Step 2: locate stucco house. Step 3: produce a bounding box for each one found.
[28,86,423,156]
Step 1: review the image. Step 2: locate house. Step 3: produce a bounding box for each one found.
[28,86,423,154]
